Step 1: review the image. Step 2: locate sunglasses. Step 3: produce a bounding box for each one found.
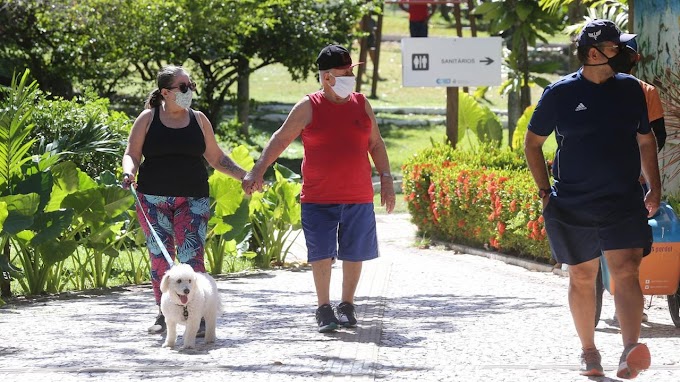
[168,81,197,93]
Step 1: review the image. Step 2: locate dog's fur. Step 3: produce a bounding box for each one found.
[159,264,222,349]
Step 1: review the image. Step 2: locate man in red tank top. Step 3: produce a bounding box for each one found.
[399,0,436,37]
[243,44,396,333]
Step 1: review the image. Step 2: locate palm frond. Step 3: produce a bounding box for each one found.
[0,70,39,193]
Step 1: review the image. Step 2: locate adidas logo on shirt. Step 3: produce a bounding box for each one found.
[575,103,587,112]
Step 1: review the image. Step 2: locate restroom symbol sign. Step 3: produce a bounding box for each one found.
[412,54,429,71]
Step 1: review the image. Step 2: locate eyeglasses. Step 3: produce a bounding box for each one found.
[168,81,197,93]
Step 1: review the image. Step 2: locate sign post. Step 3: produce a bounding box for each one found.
[401,37,502,147]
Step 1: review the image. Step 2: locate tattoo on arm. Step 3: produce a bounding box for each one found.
[219,155,240,174]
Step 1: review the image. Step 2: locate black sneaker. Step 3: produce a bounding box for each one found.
[336,302,357,328]
[315,304,339,333]
[196,318,206,338]
[148,314,166,334]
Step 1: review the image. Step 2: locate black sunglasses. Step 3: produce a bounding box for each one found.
[168,81,197,93]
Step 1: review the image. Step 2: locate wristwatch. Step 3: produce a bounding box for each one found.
[538,188,552,198]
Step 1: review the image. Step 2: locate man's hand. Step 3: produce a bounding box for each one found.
[645,188,661,217]
[242,171,264,195]
[380,176,396,214]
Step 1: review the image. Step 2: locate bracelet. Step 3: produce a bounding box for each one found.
[123,172,134,180]
[380,173,392,178]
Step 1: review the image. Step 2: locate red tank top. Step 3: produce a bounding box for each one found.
[301,91,374,204]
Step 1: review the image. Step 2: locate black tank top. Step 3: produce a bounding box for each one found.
[136,107,209,197]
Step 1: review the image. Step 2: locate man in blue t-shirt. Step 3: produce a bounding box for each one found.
[524,19,660,380]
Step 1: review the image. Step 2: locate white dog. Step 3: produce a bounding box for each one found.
[159,264,222,349]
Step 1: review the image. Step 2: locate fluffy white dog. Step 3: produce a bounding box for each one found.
[160,264,222,349]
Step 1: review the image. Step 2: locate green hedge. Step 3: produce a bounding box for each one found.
[402,143,552,262]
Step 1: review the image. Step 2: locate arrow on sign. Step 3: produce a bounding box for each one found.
[479,57,494,66]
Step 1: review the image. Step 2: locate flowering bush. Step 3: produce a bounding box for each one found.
[402,143,552,262]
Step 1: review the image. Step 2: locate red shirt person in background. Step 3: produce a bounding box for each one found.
[399,1,437,37]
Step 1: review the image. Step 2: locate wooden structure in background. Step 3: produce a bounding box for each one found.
[356,0,478,148]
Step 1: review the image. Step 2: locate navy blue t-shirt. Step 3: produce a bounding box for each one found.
[528,69,650,214]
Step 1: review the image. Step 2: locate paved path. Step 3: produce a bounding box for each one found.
[1,213,679,381]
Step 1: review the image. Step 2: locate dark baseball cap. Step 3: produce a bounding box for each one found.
[576,19,636,48]
[316,44,363,71]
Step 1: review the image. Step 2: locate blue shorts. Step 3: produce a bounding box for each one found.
[542,198,652,265]
[301,203,379,263]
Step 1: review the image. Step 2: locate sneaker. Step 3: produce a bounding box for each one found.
[336,302,357,328]
[148,314,166,335]
[617,343,651,379]
[315,304,338,333]
[579,348,604,377]
[196,318,206,338]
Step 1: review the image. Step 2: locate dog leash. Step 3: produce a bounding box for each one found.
[129,184,175,267]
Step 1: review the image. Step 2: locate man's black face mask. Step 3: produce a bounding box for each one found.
[587,44,636,73]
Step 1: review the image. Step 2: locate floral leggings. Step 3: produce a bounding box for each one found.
[135,193,210,304]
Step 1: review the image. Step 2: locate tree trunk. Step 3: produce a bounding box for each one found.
[237,57,250,137]
[1,241,11,298]
[567,1,585,72]
[507,91,521,148]
[519,36,531,112]
[446,87,459,148]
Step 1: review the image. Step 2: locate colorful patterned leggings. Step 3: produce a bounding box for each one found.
[135,193,210,304]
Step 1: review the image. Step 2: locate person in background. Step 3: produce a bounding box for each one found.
[399,0,436,37]
[242,44,395,333]
[122,65,247,335]
[524,20,660,379]
[624,38,666,151]
[609,36,668,325]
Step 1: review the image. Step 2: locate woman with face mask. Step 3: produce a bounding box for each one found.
[121,65,247,335]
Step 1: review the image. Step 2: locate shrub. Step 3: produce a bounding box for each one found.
[31,88,130,178]
[402,143,551,262]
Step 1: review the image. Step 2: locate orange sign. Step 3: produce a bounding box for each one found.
[608,242,680,295]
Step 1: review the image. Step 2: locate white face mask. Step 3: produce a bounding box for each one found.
[173,89,193,109]
[329,73,355,99]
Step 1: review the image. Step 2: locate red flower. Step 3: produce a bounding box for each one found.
[497,222,506,235]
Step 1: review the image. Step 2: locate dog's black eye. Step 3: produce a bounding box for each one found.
[176,279,182,284]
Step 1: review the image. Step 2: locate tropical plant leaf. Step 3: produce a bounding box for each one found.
[217,198,250,239]
[61,188,107,229]
[37,239,78,266]
[0,201,7,232]
[14,170,53,212]
[512,105,537,149]
[0,193,40,234]
[458,92,486,143]
[101,185,134,219]
[30,209,74,247]
[477,108,503,147]
[0,70,40,193]
[46,161,96,212]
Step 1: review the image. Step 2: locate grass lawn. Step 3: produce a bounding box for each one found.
[247,4,570,109]
[248,41,560,111]
[246,5,562,192]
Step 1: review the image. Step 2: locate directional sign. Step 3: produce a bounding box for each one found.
[401,37,502,87]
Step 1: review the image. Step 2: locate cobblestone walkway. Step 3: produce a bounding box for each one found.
[1,213,679,381]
